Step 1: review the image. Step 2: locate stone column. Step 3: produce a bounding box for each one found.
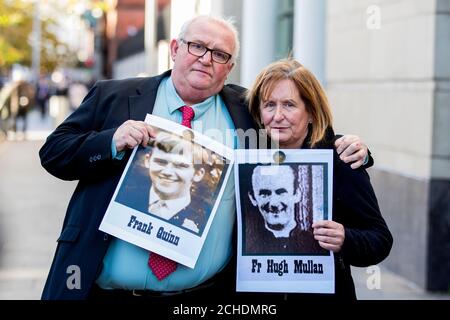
[293,0,326,85]
[240,0,277,88]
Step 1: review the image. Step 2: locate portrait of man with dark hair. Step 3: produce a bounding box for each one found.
[115,129,227,236]
[240,164,327,255]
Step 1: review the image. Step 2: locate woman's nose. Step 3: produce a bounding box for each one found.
[273,106,284,121]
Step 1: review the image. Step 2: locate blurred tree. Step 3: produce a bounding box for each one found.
[0,0,77,75]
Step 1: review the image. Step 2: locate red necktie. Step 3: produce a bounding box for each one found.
[179,105,195,128]
[147,105,195,281]
[148,252,177,281]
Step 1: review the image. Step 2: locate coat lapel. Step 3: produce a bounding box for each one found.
[220,85,255,132]
[128,70,172,121]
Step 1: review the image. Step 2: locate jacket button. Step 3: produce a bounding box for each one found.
[103,234,109,241]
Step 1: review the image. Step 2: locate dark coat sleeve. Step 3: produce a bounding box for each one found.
[333,153,393,267]
[39,81,128,181]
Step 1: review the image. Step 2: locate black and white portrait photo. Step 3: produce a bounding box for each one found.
[239,163,328,255]
[235,149,335,293]
[115,129,228,236]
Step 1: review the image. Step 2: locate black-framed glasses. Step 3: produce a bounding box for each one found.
[180,39,232,64]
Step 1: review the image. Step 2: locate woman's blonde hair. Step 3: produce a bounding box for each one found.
[247,59,333,147]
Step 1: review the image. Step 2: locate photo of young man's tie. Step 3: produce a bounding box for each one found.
[147,105,195,280]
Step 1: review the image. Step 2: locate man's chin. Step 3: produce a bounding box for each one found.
[192,70,212,78]
[266,223,285,231]
[189,81,212,92]
[154,188,178,198]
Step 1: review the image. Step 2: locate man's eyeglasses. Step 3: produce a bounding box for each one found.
[180,39,232,64]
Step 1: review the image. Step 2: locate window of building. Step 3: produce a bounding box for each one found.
[275,0,294,60]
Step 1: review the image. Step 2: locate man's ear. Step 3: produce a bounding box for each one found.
[248,192,258,207]
[170,39,179,62]
[227,62,235,74]
[193,167,205,182]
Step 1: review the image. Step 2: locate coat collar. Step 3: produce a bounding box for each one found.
[128,70,172,121]
[220,85,254,132]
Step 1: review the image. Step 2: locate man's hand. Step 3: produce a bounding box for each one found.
[312,220,345,253]
[335,135,368,169]
[113,120,155,152]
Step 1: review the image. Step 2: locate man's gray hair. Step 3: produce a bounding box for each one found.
[177,15,240,62]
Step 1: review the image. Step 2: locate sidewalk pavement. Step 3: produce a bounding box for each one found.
[0,139,76,300]
[352,266,450,300]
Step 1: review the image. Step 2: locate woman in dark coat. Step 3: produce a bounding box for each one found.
[245,58,393,299]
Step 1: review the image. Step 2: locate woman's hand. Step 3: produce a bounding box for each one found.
[312,220,345,252]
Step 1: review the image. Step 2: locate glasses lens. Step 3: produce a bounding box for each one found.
[188,42,206,56]
[186,41,231,64]
[212,51,230,64]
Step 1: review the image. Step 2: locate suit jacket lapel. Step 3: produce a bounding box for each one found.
[128,70,172,121]
[220,85,255,132]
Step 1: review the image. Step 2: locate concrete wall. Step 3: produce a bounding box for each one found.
[327,0,436,179]
[432,0,450,179]
[326,0,450,290]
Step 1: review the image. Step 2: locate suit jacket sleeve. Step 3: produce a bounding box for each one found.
[334,156,393,267]
[39,81,125,181]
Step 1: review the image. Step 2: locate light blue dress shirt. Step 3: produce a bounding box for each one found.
[97,76,237,291]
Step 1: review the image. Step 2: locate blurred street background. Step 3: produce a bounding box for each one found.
[1,0,449,300]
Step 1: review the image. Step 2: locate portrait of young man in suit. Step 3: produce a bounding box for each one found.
[115,130,213,235]
[145,131,207,233]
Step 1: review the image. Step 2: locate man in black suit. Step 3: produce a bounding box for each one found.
[40,15,370,300]
[40,15,256,300]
